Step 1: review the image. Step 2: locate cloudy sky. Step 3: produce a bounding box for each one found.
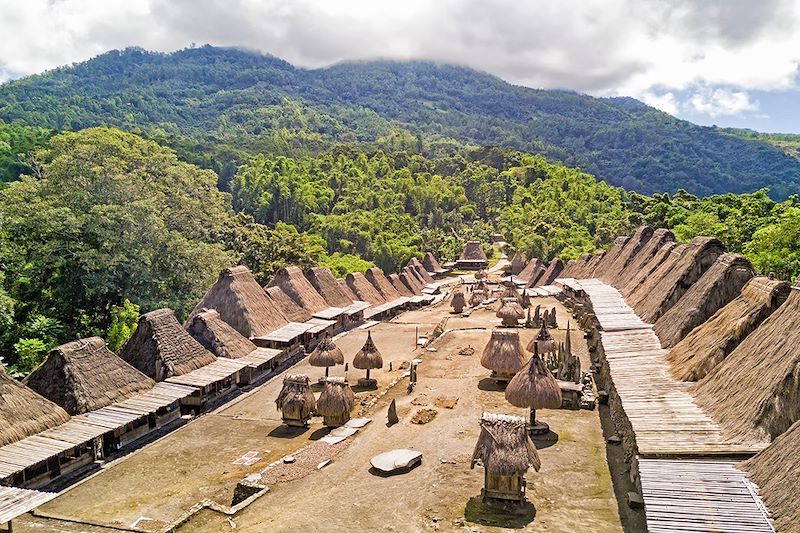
[1,0,799,132]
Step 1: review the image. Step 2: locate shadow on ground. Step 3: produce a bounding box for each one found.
[464,496,536,529]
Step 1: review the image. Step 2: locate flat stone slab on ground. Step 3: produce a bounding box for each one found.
[370,449,423,473]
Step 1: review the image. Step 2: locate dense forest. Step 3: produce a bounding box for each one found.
[1,46,800,197]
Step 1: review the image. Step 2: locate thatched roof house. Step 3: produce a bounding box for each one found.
[507,253,526,276]
[517,258,543,284]
[422,252,447,275]
[388,272,414,297]
[577,250,606,279]
[365,267,403,301]
[275,374,315,426]
[481,329,528,378]
[186,308,258,360]
[654,253,754,348]
[264,285,312,323]
[743,419,800,531]
[24,337,155,415]
[471,412,541,474]
[354,331,383,371]
[456,241,489,270]
[346,272,387,305]
[120,309,217,381]
[316,377,355,427]
[405,264,430,288]
[666,277,790,382]
[337,277,362,302]
[1,366,70,446]
[308,336,345,371]
[407,257,435,283]
[188,266,288,338]
[399,269,423,294]
[267,266,329,314]
[692,287,800,442]
[534,258,563,287]
[617,229,675,296]
[600,226,654,283]
[305,267,354,308]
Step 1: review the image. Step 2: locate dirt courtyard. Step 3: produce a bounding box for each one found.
[19,289,624,533]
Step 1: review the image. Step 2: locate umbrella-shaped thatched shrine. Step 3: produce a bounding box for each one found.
[505,345,562,434]
[308,336,344,378]
[354,331,383,389]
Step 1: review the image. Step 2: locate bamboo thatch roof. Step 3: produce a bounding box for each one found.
[460,241,488,262]
[517,258,543,283]
[480,329,528,375]
[188,266,288,338]
[505,347,562,410]
[526,323,554,353]
[353,331,383,370]
[305,267,354,308]
[120,308,217,381]
[186,308,258,359]
[308,336,345,368]
[315,377,355,418]
[405,263,430,287]
[470,289,487,307]
[422,252,445,273]
[388,272,414,297]
[346,272,387,305]
[591,236,629,280]
[24,337,155,415]
[692,288,800,442]
[275,374,315,413]
[535,258,564,287]
[0,366,71,446]
[576,250,606,279]
[666,277,790,382]
[408,259,434,284]
[599,226,654,283]
[337,277,362,302]
[629,236,726,323]
[267,266,329,314]
[265,285,312,323]
[654,253,754,348]
[365,267,403,301]
[471,413,540,475]
[743,419,800,531]
[617,229,675,295]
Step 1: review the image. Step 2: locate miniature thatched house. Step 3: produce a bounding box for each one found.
[275,374,316,427]
[316,377,355,427]
[481,329,528,382]
[496,299,524,327]
[506,345,562,433]
[456,241,489,270]
[0,366,70,447]
[354,331,383,388]
[24,337,155,416]
[308,336,344,378]
[451,290,466,313]
[471,413,540,502]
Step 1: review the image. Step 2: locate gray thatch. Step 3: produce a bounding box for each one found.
[692,287,800,442]
[120,308,217,381]
[275,374,315,421]
[346,272,387,305]
[667,277,790,382]
[451,290,466,313]
[264,285,312,323]
[743,419,800,531]
[353,331,383,370]
[308,336,345,369]
[471,412,540,474]
[305,267,354,308]
[0,366,70,446]
[187,308,258,359]
[599,226,654,283]
[24,337,155,415]
[481,329,528,375]
[315,377,355,424]
[365,267,403,301]
[505,347,562,410]
[459,241,488,262]
[470,289,487,307]
[389,272,414,297]
[267,266,329,314]
[617,229,675,295]
[535,258,564,287]
[654,253,754,348]
[408,257,435,283]
[188,266,288,338]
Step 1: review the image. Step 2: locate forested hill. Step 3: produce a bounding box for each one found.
[1,45,799,197]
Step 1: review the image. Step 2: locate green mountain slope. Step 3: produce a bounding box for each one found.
[1,45,799,197]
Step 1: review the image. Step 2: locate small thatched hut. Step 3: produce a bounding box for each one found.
[481,329,528,382]
[365,267,403,301]
[456,241,489,270]
[305,266,354,308]
[470,289,487,307]
[187,308,258,360]
[120,308,217,381]
[316,377,355,427]
[508,253,526,276]
[406,264,430,288]
[24,337,156,415]
[496,299,524,327]
[308,336,344,377]
[354,331,383,387]
[666,277,790,382]
[535,258,563,287]
[275,374,316,427]
[653,253,754,348]
[743,419,800,531]
[505,345,562,433]
[389,272,414,297]
[188,266,288,338]
[1,366,70,447]
[451,290,466,313]
[264,285,312,323]
[500,283,522,304]
[471,413,540,502]
[346,272,387,305]
[266,266,329,314]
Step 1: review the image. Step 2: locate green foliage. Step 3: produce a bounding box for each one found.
[0,119,51,182]
[11,338,48,375]
[319,252,374,278]
[744,207,800,280]
[106,299,140,351]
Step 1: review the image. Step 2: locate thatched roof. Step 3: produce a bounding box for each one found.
[451,291,466,310]
[517,258,543,283]
[617,229,675,295]
[496,299,524,322]
[666,277,790,382]
[471,413,540,475]
[577,250,606,279]
[508,253,526,276]
[265,285,312,323]
[353,331,383,370]
[186,308,258,359]
[365,267,403,301]
[408,257,435,283]
[346,272,387,305]
[400,267,424,294]
[267,266,329,314]
[480,329,528,375]
[388,272,414,297]
[0,366,71,446]
[305,267,354,308]
[459,241,488,262]
[526,323,554,353]
[591,236,629,280]
[629,236,726,323]
[505,347,562,410]
[743,419,800,531]
[315,377,355,418]
[692,287,800,442]
[470,289,487,307]
[422,252,445,274]
[120,308,217,381]
[308,336,345,368]
[337,277,362,302]
[600,226,654,283]
[654,253,754,348]
[24,337,155,415]
[275,374,315,412]
[534,258,564,287]
[188,266,288,338]
[406,263,430,287]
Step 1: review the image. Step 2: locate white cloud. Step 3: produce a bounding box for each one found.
[689,88,759,117]
[641,91,680,115]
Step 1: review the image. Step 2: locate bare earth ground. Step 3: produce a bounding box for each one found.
[18,291,624,533]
